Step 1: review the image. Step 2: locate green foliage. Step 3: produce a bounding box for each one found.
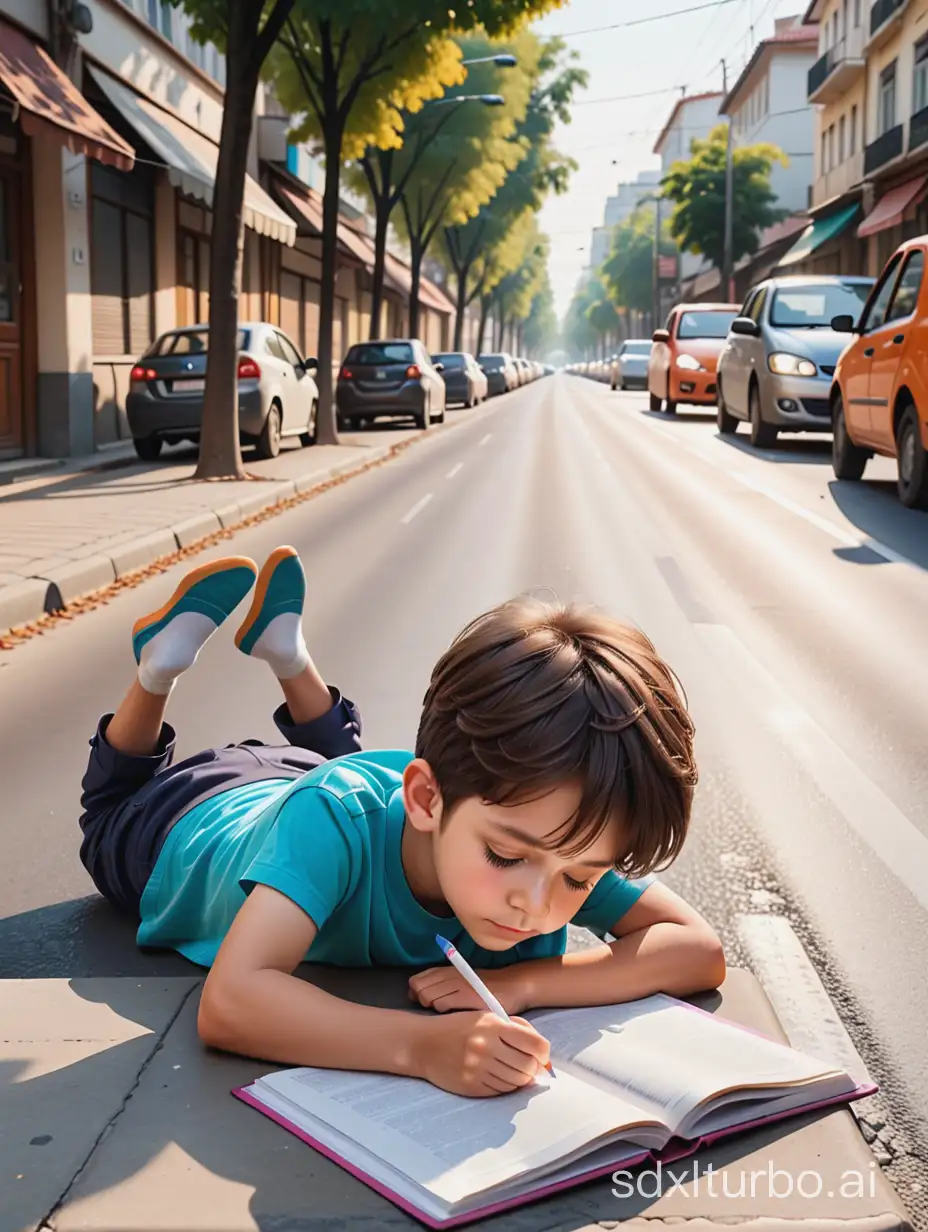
[523,274,557,357]
[272,0,564,157]
[661,123,787,271]
[600,206,675,314]
[563,275,608,357]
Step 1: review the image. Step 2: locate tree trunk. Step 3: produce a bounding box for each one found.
[369,195,390,340]
[194,6,260,480]
[408,238,423,340]
[452,262,470,351]
[316,119,343,446]
[476,297,490,355]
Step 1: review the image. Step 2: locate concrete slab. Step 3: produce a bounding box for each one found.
[36,969,911,1232]
[0,977,199,1232]
[171,513,222,549]
[235,490,282,519]
[0,578,49,630]
[35,556,117,606]
[109,531,179,579]
[213,503,242,530]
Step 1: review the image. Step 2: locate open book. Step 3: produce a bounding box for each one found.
[233,994,876,1229]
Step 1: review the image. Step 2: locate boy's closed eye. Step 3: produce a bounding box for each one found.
[482,843,596,893]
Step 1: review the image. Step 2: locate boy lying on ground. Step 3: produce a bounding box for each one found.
[79,546,725,1098]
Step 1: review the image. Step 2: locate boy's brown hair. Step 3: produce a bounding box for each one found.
[416,597,697,878]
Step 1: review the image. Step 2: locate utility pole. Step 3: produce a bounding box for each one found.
[722,58,735,302]
[652,195,661,334]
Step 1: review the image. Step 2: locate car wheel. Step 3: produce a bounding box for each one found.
[832,393,868,481]
[649,392,662,412]
[749,383,778,449]
[417,398,430,431]
[717,384,738,435]
[665,395,677,414]
[255,402,282,459]
[435,397,446,424]
[300,400,318,447]
[896,403,928,509]
[133,437,162,462]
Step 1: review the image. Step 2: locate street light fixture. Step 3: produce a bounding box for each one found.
[426,93,505,107]
[461,54,518,67]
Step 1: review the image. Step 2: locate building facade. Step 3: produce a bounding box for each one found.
[588,170,662,272]
[721,16,819,217]
[0,0,452,462]
[653,93,724,286]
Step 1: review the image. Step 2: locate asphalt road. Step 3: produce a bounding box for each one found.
[2,374,927,1216]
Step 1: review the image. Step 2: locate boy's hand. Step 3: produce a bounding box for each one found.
[417,1011,551,1098]
[409,965,528,1015]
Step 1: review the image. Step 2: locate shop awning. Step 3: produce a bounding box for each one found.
[778,202,859,266]
[858,176,928,238]
[273,180,374,269]
[88,67,295,245]
[0,20,133,170]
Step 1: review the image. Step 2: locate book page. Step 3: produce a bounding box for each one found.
[530,997,844,1132]
[258,1062,659,1206]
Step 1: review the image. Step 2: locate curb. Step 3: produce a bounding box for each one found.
[0,446,394,641]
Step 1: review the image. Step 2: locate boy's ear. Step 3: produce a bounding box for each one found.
[403,759,444,834]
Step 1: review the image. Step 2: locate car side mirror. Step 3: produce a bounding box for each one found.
[434,362,445,373]
[730,317,761,337]
[652,329,670,343]
[830,314,857,334]
[303,356,319,371]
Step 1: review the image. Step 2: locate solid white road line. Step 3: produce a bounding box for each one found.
[479,433,492,447]
[400,494,433,525]
[699,624,928,915]
[446,463,464,479]
[737,914,871,1086]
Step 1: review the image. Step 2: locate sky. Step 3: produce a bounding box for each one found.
[531,0,811,322]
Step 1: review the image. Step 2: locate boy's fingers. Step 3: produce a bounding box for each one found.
[485,1059,532,1090]
[500,1018,551,1064]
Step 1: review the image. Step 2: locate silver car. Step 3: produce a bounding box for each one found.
[611,340,652,390]
[716,276,874,448]
[127,323,319,461]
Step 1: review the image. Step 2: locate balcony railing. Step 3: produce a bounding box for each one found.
[808,50,833,97]
[910,104,928,152]
[864,123,904,173]
[870,0,907,40]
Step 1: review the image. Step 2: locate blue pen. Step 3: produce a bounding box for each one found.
[436,934,555,1077]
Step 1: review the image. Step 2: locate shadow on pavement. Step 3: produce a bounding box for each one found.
[717,434,833,465]
[829,478,928,571]
[640,410,718,426]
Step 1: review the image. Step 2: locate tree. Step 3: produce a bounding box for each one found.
[485,219,548,352]
[272,0,563,446]
[351,28,536,342]
[599,205,677,318]
[661,123,787,273]
[171,1,297,480]
[563,275,605,360]
[522,275,557,358]
[443,35,585,349]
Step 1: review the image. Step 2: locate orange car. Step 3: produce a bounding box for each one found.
[831,237,928,509]
[648,303,740,413]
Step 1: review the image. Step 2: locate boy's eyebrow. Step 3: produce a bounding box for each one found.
[491,823,617,869]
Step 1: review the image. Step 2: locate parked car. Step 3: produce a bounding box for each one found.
[716,275,874,448]
[127,323,319,462]
[431,351,488,408]
[831,238,928,509]
[611,340,652,390]
[336,339,445,431]
[478,352,519,395]
[648,303,740,413]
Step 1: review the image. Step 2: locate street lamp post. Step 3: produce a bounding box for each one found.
[461,54,517,67]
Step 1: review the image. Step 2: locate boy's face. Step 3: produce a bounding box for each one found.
[405,766,622,950]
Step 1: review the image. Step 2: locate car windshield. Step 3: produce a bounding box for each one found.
[769,283,872,328]
[148,329,248,356]
[676,311,738,339]
[433,353,465,368]
[478,354,504,369]
[345,342,414,365]
[622,342,652,355]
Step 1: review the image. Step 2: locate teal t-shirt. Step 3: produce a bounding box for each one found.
[138,750,655,968]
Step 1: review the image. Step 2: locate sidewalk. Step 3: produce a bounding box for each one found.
[0,427,423,640]
[2,969,911,1232]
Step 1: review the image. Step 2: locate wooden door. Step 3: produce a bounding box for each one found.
[0,169,23,453]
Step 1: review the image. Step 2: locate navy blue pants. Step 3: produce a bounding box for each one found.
[78,690,362,917]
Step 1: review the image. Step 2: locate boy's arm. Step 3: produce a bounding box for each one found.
[409,883,726,1015]
[198,885,551,1096]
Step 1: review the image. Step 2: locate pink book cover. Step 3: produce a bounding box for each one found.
[231,1078,877,1229]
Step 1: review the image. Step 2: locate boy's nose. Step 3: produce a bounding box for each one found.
[510,874,551,919]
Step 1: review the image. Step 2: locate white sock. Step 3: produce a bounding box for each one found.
[244,612,311,680]
[137,612,221,695]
